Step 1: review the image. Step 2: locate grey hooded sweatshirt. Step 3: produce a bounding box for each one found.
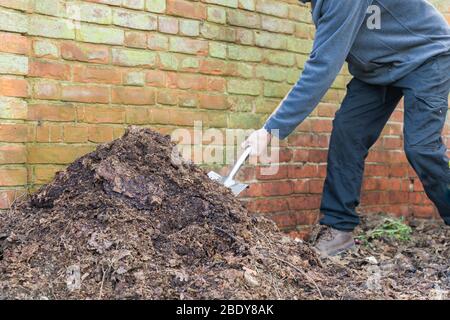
[264,0,450,139]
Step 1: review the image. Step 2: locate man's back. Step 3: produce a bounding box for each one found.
[347,0,450,84]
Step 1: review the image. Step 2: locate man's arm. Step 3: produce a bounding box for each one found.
[264,0,372,140]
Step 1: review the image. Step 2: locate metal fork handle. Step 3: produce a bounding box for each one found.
[224,147,252,186]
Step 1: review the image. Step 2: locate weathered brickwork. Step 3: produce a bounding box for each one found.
[0,0,449,237]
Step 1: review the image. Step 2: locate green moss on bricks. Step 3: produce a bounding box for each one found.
[112,48,156,67]
[227,79,261,96]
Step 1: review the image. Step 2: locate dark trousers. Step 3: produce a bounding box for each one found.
[320,53,450,231]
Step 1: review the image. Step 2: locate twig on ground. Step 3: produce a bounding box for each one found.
[266,252,324,299]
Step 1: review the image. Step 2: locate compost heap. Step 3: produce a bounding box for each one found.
[0,127,329,300]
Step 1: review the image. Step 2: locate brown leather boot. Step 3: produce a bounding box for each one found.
[314,226,355,257]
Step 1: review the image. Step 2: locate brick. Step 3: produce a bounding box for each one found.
[35,124,63,143]
[263,16,294,34]
[228,45,262,62]
[61,84,110,103]
[113,126,126,139]
[238,0,255,11]
[0,53,28,75]
[236,29,254,45]
[0,7,28,33]
[255,65,286,82]
[255,0,288,18]
[264,51,296,66]
[147,33,169,50]
[207,111,227,127]
[178,91,197,108]
[113,8,157,30]
[111,48,156,67]
[255,31,287,50]
[33,40,59,59]
[29,15,74,39]
[0,76,28,97]
[227,79,261,96]
[228,112,263,128]
[166,0,206,19]
[199,93,229,110]
[167,72,207,90]
[180,56,200,71]
[63,125,88,143]
[228,95,253,112]
[72,65,122,84]
[169,37,208,55]
[229,61,253,78]
[158,16,179,34]
[0,32,29,55]
[76,24,124,45]
[0,97,27,119]
[158,52,179,70]
[145,0,166,13]
[32,80,60,100]
[27,103,76,122]
[34,166,61,184]
[264,82,290,98]
[288,195,321,211]
[0,0,30,11]
[151,109,169,124]
[28,145,95,164]
[256,165,288,180]
[289,5,311,23]
[286,69,302,84]
[207,7,226,24]
[261,181,293,196]
[168,109,206,126]
[157,89,177,105]
[112,86,155,105]
[199,58,228,75]
[61,42,109,64]
[246,198,288,214]
[0,144,26,164]
[200,23,236,42]
[0,123,28,142]
[88,126,114,143]
[66,2,112,24]
[0,167,27,186]
[207,77,226,92]
[35,0,66,17]
[204,0,238,8]
[124,70,146,86]
[209,42,227,59]
[29,59,70,80]
[126,106,151,124]
[123,0,145,10]
[145,69,166,87]
[180,19,200,37]
[125,31,148,48]
[227,10,260,28]
[287,38,313,54]
[78,106,125,123]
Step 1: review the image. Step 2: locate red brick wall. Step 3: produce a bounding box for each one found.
[0,0,449,236]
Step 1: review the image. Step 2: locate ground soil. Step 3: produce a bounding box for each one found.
[0,127,448,300]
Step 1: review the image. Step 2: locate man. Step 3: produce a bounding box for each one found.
[243,0,450,256]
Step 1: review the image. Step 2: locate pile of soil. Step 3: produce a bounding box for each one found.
[0,127,327,299]
[1,127,448,300]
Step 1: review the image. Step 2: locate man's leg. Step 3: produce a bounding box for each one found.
[320,78,403,231]
[396,54,450,225]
